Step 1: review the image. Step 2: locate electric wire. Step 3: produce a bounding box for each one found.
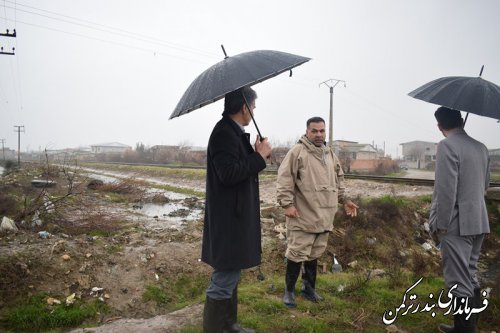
[0,1,21,114]
[3,1,219,60]
[283,72,437,137]
[13,0,24,112]
[2,16,213,66]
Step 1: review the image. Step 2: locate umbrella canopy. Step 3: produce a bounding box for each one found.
[408,67,500,121]
[169,49,311,120]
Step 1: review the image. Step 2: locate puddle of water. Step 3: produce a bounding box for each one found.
[134,201,203,231]
[140,202,201,219]
[81,167,204,231]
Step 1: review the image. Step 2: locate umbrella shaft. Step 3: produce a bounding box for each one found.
[242,94,263,140]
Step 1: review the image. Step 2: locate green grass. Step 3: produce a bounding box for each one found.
[385,172,406,177]
[491,172,500,182]
[0,293,108,332]
[174,271,500,332]
[152,184,205,198]
[234,273,454,332]
[81,162,206,197]
[486,199,500,219]
[417,194,433,204]
[82,163,206,181]
[143,273,207,311]
[377,195,412,208]
[143,285,172,307]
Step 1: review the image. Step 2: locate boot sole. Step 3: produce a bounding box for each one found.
[301,292,322,302]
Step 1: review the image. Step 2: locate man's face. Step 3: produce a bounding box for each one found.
[241,100,256,126]
[306,121,326,147]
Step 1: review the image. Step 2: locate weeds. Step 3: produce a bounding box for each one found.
[491,172,500,182]
[208,272,475,333]
[486,199,500,219]
[0,293,108,332]
[143,274,207,310]
[376,194,411,208]
[153,184,204,197]
[386,264,408,288]
[82,163,206,181]
[143,285,172,307]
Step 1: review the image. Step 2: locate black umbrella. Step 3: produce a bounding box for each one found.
[169,46,311,138]
[408,66,500,124]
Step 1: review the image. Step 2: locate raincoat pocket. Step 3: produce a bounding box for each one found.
[314,184,337,208]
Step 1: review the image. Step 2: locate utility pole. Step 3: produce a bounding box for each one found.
[0,29,16,56]
[14,125,24,166]
[319,78,346,147]
[0,139,5,161]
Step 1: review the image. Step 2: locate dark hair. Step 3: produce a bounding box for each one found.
[307,116,325,127]
[223,86,257,116]
[434,106,463,130]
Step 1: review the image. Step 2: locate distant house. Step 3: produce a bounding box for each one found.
[490,148,500,172]
[400,140,437,169]
[489,148,500,157]
[1,147,16,160]
[332,140,395,173]
[333,140,378,160]
[90,142,131,154]
[150,144,207,164]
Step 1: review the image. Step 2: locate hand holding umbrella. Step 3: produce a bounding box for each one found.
[255,135,272,159]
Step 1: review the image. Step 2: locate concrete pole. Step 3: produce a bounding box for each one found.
[319,79,345,147]
[328,86,333,147]
[14,125,24,167]
[0,139,5,161]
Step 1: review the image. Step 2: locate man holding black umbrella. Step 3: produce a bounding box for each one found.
[201,86,271,333]
[429,107,490,333]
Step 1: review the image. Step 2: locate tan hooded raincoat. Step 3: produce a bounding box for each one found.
[277,135,345,233]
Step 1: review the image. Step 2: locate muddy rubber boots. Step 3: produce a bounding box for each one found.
[438,291,480,333]
[283,259,301,308]
[203,296,228,333]
[203,286,255,333]
[301,259,323,302]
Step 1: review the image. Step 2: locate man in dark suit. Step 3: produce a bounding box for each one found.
[202,86,272,333]
[429,107,490,333]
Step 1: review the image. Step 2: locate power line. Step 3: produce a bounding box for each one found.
[3,1,219,59]
[12,3,24,113]
[2,16,213,66]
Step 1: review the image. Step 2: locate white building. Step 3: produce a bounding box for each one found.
[400,140,437,169]
[90,142,131,154]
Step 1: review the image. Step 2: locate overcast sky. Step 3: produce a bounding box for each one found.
[1,0,499,158]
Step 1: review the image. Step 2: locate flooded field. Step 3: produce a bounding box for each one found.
[80,167,204,231]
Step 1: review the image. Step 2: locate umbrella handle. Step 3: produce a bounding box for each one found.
[242,90,273,164]
[464,112,469,126]
[242,93,264,140]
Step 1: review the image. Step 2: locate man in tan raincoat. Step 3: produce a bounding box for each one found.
[277,116,358,308]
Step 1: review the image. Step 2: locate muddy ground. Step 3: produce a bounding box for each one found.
[0,164,498,332]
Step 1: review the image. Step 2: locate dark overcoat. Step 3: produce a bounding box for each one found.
[201,116,266,271]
